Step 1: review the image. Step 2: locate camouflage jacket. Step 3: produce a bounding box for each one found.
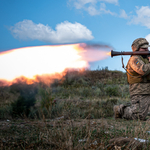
[126,55,150,96]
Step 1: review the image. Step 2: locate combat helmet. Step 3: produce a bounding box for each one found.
[131,38,150,51]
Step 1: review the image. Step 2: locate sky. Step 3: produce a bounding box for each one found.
[1,0,150,72]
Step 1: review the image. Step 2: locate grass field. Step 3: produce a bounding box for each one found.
[1,69,150,149]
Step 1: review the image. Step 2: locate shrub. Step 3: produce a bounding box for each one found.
[79,87,92,97]
[38,88,55,118]
[105,85,120,96]
[9,83,38,96]
[0,105,12,119]
[100,99,118,117]
[10,95,36,118]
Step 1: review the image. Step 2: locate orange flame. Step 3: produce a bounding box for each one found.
[107,51,111,56]
[0,43,111,84]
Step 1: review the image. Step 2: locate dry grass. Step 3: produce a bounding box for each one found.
[1,69,150,149]
[1,117,150,149]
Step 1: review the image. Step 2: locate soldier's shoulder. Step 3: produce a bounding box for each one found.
[128,55,141,65]
[131,55,140,59]
[129,55,140,61]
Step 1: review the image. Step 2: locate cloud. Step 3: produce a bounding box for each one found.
[73,0,118,9]
[74,0,97,9]
[119,9,128,19]
[69,0,132,20]
[86,5,101,15]
[100,3,116,15]
[130,6,150,28]
[100,0,118,5]
[145,34,150,43]
[9,20,94,43]
[70,0,118,16]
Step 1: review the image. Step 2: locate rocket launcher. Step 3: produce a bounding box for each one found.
[111,50,150,57]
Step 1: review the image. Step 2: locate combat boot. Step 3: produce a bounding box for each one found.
[113,105,122,119]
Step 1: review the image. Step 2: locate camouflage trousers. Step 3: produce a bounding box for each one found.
[122,95,150,120]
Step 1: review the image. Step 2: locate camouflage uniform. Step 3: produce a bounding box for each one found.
[115,38,150,120]
[123,55,150,120]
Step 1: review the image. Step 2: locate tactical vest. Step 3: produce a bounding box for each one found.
[126,56,150,84]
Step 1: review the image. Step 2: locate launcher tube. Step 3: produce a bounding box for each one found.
[111,50,150,57]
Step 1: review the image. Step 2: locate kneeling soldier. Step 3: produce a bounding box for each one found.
[114,38,150,120]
